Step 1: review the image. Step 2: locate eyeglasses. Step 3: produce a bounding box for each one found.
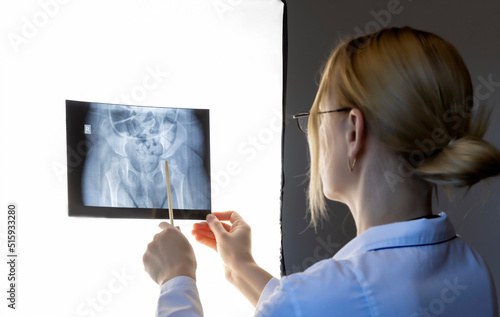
[292,108,351,134]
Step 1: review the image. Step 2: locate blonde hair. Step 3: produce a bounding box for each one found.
[307,26,500,228]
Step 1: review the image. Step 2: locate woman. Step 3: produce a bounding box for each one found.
[143,26,500,316]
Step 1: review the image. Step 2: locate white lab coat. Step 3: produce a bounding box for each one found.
[156,213,498,316]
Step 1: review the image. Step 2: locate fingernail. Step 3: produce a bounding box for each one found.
[207,214,215,222]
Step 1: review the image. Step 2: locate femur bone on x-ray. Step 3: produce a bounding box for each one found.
[81,103,210,211]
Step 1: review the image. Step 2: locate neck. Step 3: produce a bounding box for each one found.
[345,153,433,236]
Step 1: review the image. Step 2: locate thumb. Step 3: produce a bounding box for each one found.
[158,222,172,231]
[207,214,226,238]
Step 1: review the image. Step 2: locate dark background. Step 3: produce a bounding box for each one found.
[281,0,500,306]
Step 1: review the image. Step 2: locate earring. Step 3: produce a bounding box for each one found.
[348,157,357,172]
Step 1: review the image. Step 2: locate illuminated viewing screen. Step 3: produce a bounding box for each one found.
[66,100,211,219]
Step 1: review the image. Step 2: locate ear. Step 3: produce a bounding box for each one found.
[345,108,365,163]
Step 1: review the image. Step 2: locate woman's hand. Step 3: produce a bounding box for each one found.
[143,222,197,286]
[192,211,253,273]
[192,211,273,306]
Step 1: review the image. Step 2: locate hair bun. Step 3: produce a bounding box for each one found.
[416,136,500,187]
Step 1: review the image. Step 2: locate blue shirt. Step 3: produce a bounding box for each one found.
[157,213,498,316]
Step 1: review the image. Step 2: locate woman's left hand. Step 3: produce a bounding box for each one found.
[143,222,197,286]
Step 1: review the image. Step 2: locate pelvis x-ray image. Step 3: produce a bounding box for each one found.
[66,100,211,219]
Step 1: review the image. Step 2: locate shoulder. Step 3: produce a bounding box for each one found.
[256,259,373,316]
[291,257,360,286]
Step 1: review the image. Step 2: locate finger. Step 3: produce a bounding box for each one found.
[193,234,217,251]
[193,221,232,232]
[191,229,215,240]
[192,222,210,230]
[158,221,173,231]
[207,214,227,239]
[214,211,245,225]
[212,211,236,221]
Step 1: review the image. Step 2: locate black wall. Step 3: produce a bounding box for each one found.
[281,0,500,306]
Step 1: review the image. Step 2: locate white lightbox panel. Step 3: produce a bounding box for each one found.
[0,1,283,316]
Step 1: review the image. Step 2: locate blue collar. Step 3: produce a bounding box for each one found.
[333,212,457,260]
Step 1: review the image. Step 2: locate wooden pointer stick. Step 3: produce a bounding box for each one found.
[165,160,174,226]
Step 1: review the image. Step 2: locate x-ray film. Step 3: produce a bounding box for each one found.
[66,100,211,219]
